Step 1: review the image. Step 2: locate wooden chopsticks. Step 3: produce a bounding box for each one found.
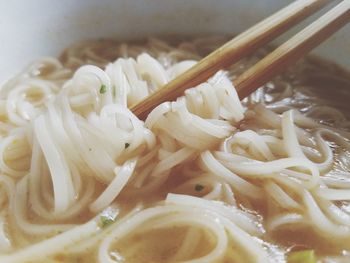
[235,0,350,99]
[131,0,347,120]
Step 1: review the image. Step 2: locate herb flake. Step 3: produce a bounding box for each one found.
[287,250,316,263]
[100,215,114,228]
[125,143,130,149]
[195,184,204,192]
[99,84,107,94]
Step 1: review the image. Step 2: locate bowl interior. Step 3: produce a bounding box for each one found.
[1,0,349,83]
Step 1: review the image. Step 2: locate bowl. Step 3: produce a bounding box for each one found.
[1,0,349,84]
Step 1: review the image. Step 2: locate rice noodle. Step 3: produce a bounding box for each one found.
[0,36,349,262]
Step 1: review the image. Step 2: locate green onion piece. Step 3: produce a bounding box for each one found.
[195,184,204,191]
[99,84,107,94]
[100,215,114,228]
[125,143,130,149]
[287,250,316,263]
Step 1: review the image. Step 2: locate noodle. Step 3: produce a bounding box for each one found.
[0,36,349,262]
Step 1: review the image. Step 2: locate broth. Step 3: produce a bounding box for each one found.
[0,36,350,263]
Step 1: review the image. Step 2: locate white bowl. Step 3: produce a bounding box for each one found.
[1,0,349,84]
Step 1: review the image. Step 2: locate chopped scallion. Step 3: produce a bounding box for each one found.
[99,84,107,94]
[100,215,114,228]
[287,250,316,263]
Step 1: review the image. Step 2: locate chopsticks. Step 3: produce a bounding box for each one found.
[235,0,350,99]
[131,0,348,120]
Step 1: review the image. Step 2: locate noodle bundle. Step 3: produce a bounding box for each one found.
[0,36,349,262]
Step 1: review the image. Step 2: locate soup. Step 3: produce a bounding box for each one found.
[0,36,350,263]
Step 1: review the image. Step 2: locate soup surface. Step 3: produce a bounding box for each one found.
[0,36,350,263]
